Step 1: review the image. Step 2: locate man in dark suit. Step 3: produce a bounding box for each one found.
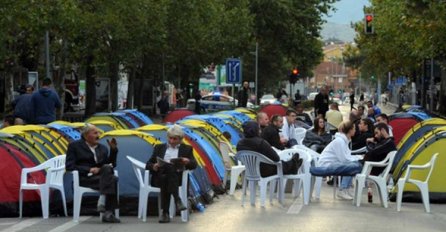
[66,123,120,223]
[146,125,197,223]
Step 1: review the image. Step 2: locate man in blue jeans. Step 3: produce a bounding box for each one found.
[311,121,363,200]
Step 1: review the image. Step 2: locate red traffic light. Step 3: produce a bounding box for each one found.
[365,14,373,22]
[292,68,299,75]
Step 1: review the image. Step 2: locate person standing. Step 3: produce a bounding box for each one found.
[65,124,120,223]
[145,125,197,223]
[31,78,61,124]
[12,85,34,124]
[326,103,343,135]
[237,81,249,107]
[194,88,202,114]
[294,90,302,106]
[349,92,355,111]
[157,91,170,118]
[314,86,329,118]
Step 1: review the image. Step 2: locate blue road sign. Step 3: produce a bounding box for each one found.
[225,58,241,84]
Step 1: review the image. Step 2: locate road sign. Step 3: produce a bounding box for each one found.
[225,58,242,84]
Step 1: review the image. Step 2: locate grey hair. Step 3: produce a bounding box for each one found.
[167,124,184,138]
[80,123,96,138]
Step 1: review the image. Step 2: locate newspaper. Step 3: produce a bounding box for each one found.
[157,157,185,171]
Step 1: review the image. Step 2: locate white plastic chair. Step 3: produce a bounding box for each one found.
[294,128,307,145]
[354,151,397,208]
[396,153,439,213]
[277,148,312,205]
[126,156,190,222]
[19,155,67,219]
[235,150,283,207]
[293,144,323,199]
[168,170,190,222]
[71,169,120,222]
[219,141,245,195]
[351,146,368,155]
[127,156,161,222]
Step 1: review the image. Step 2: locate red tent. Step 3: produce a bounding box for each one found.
[259,104,288,119]
[163,109,196,123]
[389,114,420,146]
[0,143,44,217]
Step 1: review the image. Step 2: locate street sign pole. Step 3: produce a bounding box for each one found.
[255,42,258,105]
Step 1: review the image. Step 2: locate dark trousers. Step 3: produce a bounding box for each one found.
[260,159,298,177]
[79,165,118,211]
[156,165,182,214]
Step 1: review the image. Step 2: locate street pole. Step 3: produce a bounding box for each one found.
[254,42,258,105]
[430,58,434,111]
[45,31,51,81]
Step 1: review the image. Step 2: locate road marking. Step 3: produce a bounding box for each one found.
[0,218,42,232]
[287,198,303,214]
[48,216,92,232]
[0,222,15,226]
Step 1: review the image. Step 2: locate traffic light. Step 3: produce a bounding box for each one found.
[365,14,374,34]
[289,68,299,84]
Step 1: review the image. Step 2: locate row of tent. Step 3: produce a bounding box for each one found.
[0,108,256,217]
[1,103,444,217]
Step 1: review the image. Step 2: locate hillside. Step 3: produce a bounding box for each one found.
[321,22,356,42]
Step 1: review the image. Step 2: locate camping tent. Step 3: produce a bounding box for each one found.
[163,109,196,123]
[391,127,446,202]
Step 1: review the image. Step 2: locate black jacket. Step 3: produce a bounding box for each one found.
[66,139,118,176]
[352,131,374,150]
[314,93,329,116]
[145,143,197,187]
[237,137,280,177]
[363,137,396,175]
[261,124,285,150]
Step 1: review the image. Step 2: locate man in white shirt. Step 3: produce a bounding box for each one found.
[280,109,298,147]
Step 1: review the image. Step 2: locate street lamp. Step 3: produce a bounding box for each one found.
[250,42,258,105]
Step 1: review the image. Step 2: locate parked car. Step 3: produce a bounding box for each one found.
[187,92,254,112]
[260,94,278,105]
[307,92,318,101]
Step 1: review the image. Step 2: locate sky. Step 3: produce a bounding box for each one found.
[324,0,370,24]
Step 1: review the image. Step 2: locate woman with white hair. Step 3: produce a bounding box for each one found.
[145,124,197,223]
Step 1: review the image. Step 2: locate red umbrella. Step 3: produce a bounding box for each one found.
[259,104,288,119]
[163,109,196,123]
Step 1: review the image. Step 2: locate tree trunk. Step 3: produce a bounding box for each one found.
[4,71,14,114]
[439,67,446,115]
[109,59,119,111]
[84,55,96,118]
[126,66,135,109]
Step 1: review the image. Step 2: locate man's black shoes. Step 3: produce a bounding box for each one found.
[102,212,120,223]
[175,200,187,212]
[292,153,303,169]
[159,213,170,223]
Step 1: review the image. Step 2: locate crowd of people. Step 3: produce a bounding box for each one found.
[2,78,62,128]
[245,85,397,200]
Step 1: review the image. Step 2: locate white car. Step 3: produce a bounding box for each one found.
[260,94,278,105]
[307,92,318,101]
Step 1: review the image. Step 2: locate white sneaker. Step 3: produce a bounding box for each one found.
[347,188,355,198]
[337,189,353,200]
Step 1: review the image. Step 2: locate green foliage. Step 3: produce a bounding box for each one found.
[0,0,340,114]
[300,100,314,110]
